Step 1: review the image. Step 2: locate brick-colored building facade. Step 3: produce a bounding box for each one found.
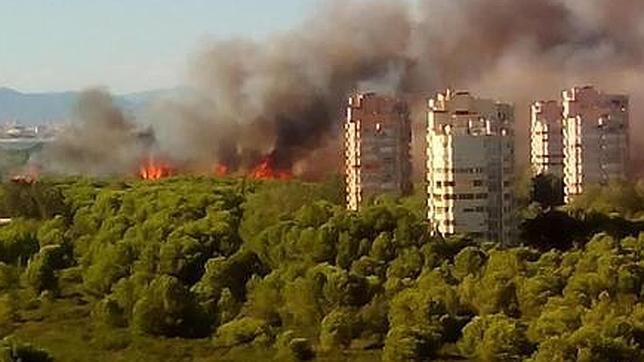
[562,86,629,201]
[531,100,564,177]
[345,93,412,211]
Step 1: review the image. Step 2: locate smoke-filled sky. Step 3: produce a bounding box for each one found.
[35,0,644,177]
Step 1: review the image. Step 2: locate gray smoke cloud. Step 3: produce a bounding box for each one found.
[38,89,146,176]
[42,0,644,177]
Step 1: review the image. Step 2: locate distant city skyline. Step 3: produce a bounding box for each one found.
[0,0,316,93]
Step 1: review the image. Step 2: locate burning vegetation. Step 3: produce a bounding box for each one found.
[214,164,229,177]
[136,153,291,181]
[249,155,292,180]
[11,175,37,185]
[10,165,40,185]
[139,157,173,180]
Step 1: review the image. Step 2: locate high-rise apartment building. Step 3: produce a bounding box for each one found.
[531,100,564,177]
[345,93,412,211]
[406,93,433,182]
[427,90,515,244]
[562,86,629,201]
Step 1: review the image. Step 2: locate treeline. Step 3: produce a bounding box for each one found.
[521,177,644,250]
[0,149,32,181]
[0,176,641,361]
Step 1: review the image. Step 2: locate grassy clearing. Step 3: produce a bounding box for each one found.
[5,297,384,361]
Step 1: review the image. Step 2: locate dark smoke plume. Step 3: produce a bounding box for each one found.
[153,0,412,175]
[43,0,644,177]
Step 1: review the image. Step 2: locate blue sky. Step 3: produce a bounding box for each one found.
[0,0,317,93]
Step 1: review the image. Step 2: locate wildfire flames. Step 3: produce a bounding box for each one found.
[249,156,292,180]
[137,155,291,180]
[214,164,229,177]
[139,158,173,180]
[11,166,40,184]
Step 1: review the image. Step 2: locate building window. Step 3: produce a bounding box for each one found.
[458,193,475,200]
[464,207,484,213]
[473,180,483,187]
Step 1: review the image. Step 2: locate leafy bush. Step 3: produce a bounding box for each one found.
[24,245,65,294]
[213,317,270,348]
[0,337,53,362]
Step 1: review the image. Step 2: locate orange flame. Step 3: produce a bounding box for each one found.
[214,164,229,177]
[250,156,292,180]
[139,158,173,180]
[11,165,39,184]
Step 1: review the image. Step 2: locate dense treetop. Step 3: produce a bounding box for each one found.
[0,175,641,361]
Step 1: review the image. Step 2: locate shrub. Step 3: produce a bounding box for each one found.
[275,331,315,361]
[213,317,270,348]
[382,326,440,362]
[0,337,53,362]
[24,245,64,294]
[459,314,532,361]
[319,308,357,351]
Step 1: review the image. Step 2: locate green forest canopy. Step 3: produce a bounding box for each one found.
[0,176,641,361]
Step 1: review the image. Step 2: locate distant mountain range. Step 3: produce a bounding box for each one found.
[0,87,185,125]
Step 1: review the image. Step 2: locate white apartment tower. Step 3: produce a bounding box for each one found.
[562,86,629,201]
[531,100,564,177]
[345,93,412,211]
[427,90,515,244]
